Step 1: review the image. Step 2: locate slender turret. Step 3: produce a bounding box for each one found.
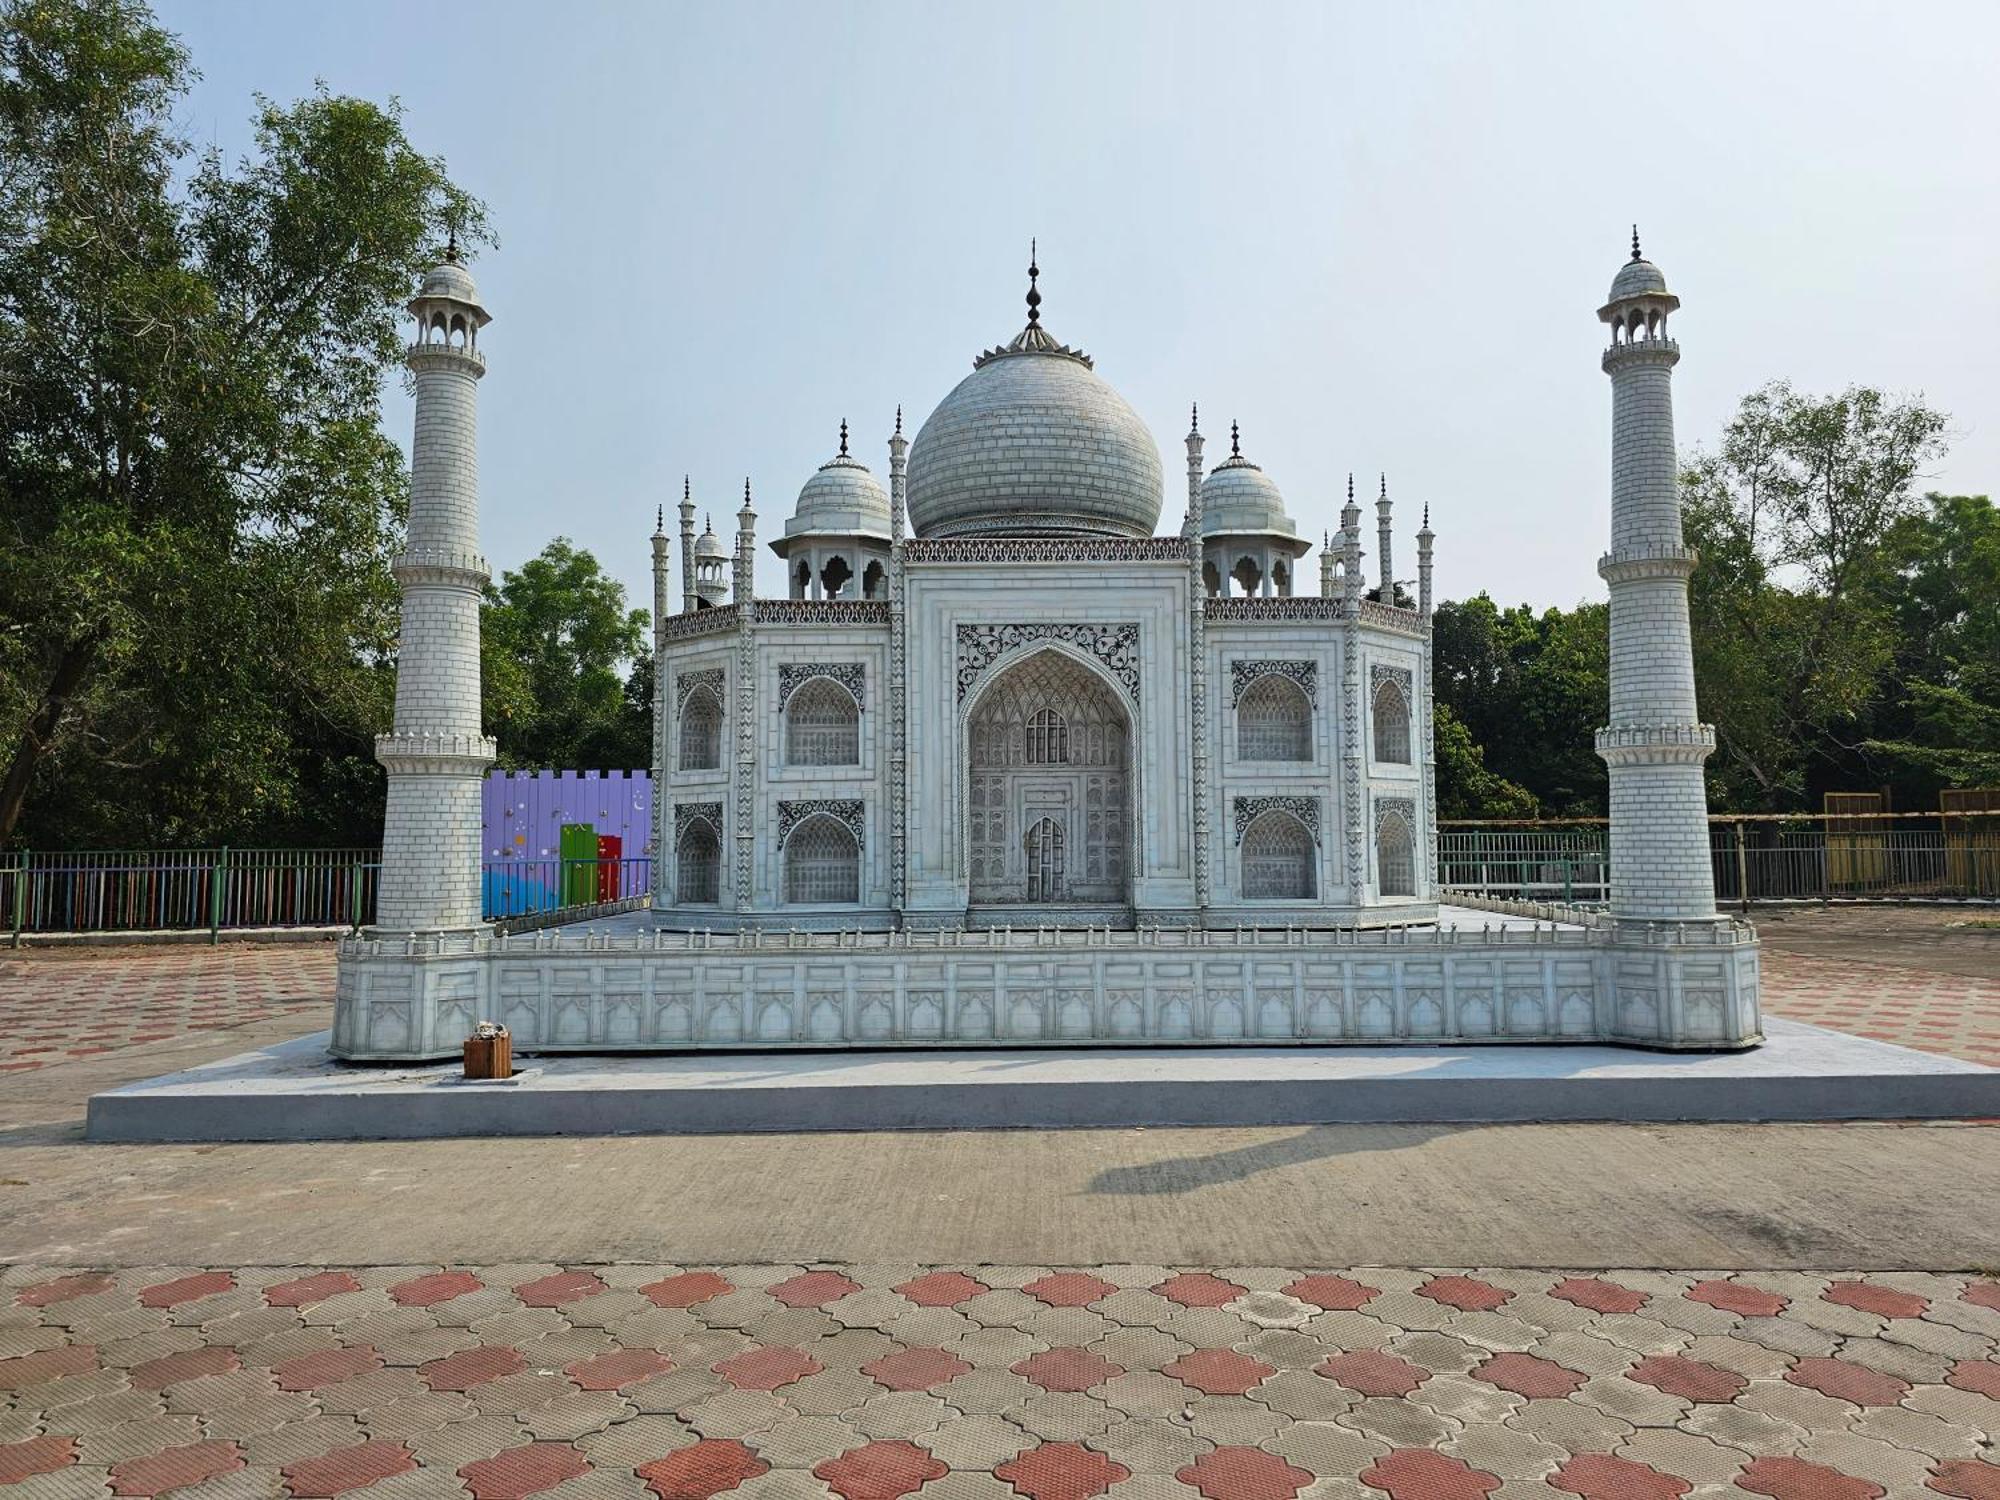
[1376,475,1394,601]
[373,247,497,933]
[1186,404,1209,908]
[1320,531,1336,598]
[650,507,670,653]
[677,478,697,611]
[1340,475,1364,614]
[1416,505,1434,619]
[1595,230,1717,922]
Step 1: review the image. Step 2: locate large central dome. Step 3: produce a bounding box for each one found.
[907,258,1163,540]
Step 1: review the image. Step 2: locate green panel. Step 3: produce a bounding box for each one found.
[559,823,597,906]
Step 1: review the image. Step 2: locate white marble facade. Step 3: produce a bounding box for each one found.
[334,238,1762,1059]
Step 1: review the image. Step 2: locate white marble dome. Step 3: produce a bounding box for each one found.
[786,448,890,541]
[693,520,728,560]
[907,335,1163,541]
[1201,437,1297,540]
[1608,256,1669,302]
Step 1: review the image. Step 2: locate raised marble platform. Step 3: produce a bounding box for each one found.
[87,1019,1997,1142]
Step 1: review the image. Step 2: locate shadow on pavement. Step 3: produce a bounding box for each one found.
[1086,1121,1460,1195]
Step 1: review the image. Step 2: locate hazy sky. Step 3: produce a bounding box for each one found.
[162,1,1998,616]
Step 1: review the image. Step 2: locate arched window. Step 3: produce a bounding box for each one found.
[1202,560,1222,597]
[1376,811,1415,897]
[862,560,885,599]
[1372,677,1411,764]
[1025,816,1066,902]
[1231,556,1263,597]
[820,555,852,600]
[678,686,723,771]
[1237,675,1311,762]
[1025,707,1068,765]
[676,819,719,904]
[786,678,860,766]
[1242,811,1315,900]
[785,816,859,904]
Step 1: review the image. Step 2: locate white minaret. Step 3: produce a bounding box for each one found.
[1375,475,1394,601]
[1416,505,1434,618]
[650,506,671,651]
[374,246,496,933]
[677,478,697,611]
[1595,229,1717,922]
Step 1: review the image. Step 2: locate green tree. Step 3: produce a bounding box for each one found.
[0,0,488,845]
[481,539,649,770]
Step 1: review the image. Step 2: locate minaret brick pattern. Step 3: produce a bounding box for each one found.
[374,257,497,932]
[1595,238,1718,922]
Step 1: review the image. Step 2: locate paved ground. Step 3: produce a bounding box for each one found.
[2,1260,1997,1498]
[2,915,1997,1495]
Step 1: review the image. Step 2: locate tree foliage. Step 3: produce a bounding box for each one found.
[0,0,487,846]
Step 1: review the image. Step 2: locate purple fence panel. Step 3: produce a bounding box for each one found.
[483,769,653,864]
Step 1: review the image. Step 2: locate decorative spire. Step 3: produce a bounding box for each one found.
[704,513,713,532]
[444,224,459,264]
[838,418,849,457]
[894,404,902,436]
[1347,473,1355,503]
[655,504,664,535]
[1423,502,1431,529]
[1230,420,1241,458]
[1379,472,1388,500]
[683,476,690,503]
[1025,238,1041,326]
[1631,224,1642,262]
[742,478,752,507]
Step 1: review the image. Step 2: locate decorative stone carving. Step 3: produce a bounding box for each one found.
[1234,795,1321,845]
[1374,795,1416,834]
[956,623,1140,706]
[673,802,723,840]
[905,538,1189,564]
[778,799,865,850]
[674,668,724,713]
[778,662,865,711]
[1232,659,1316,708]
[661,607,740,642]
[756,600,891,626]
[1370,663,1413,703]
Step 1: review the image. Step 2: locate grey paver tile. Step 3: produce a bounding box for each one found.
[1087,1416,1211,1474]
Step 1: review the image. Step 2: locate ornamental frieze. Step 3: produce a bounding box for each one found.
[778,662,865,711]
[777,798,865,849]
[673,667,725,713]
[1374,795,1417,834]
[1231,659,1317,708]
[955,623,1141,706]
[1233,795,1322,845]
[1370,663,1413,700]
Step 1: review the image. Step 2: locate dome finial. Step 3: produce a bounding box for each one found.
[838,418,849,457]
[894,404,902,436]
[1347,473,1355,503]
[1631,224,1642,262]
[1379,472,1387,500]
[444,223,459,265]
[1230,420,1241,458]
[1423,502,1431,528]
[1025,238,1041,326]
[683,475,690,503]
[1190,402,1199,435]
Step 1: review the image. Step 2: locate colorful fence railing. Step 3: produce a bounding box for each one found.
[1,849,654,942]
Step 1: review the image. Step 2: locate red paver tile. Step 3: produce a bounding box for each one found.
[1928,1460,2000,1500]
[1549,1452,1690,1499]
[1314,1350,1428,1398]
[459,1442,592,1499]
[283,1440,418,1497]
[639,1438,769,1500]
[1472,1352,1587,1399]
[1685,1279,1787,1318]
[0,1435,76,1484]
[515,1270,607,1307]
[1733,1455,1884,1500]
[273,1345,385,1392]
[0,1343,98,1388]
[864,1346,974,1391]
[815,1440,948,1500]
[265,1271,364,1308]
[1821,1280,1928,1319]
[15,1273,115,1307]
[389,1270,484,1306]
[1178,1448,1313,1500]
[1961,1282,2000,1311]
[641,1271,734,1308]
[1625,1354,1747,1404]
[714,1345,822,1391]
[1416,1275,1513,1312]
[110,1439,245,1496]
[999,1441,1130,1500]
[1154,1273,1246,1307]
[1946,1360,2000,1397]
[136,1270,235,1308]
[567,1348,675,1391]
[422,1345,528,1391]
[894,1271,988,1307]
[1357,1450,1501,1500]
[1023,1273,1118,1308]
[1549,1277,1648,1315]
[1012,1348,1123,1394]
[1784,1357,1910,1406]
[768,1270,863,1308]
[1282,1274,1379,1311]
[131,1345,241,1389]
[1163,1349,1275,1396]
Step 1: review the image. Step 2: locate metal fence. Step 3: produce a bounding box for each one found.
[1440,816,2000,906]
[2,849,654,942]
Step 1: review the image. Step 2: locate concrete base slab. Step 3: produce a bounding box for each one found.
[87,1018,1998,1141]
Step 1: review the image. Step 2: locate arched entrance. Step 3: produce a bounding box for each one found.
[965,648,1131,910]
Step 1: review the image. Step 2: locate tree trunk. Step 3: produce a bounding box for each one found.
[0,637,100,843]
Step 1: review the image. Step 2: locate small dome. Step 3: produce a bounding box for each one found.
[783,428,890,545]
[420,259,479,302]
[1608,256,1668,302]
[1201,430,1298,540]
[694,521,728,560]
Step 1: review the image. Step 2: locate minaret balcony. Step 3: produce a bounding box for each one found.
[1594,722,1715,766]
[1601,338,1679,373]
[393,548,491,588]
[1597,544,1698,584]
[405,342,486,375]
[374,731,497,775]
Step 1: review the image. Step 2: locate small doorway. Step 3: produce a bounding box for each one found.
[1025,815,1066,902]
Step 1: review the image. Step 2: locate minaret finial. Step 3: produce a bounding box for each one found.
[1025,238,1041,326]
[683,475,690,502]
[1190,402,1199,434]
[895,404,902,436]
[656,504,664,534]
[1423,502,1430,527]
[1379,472,1387,500]
[1347,473,1355,503]
[444,224,459,264]
[838,418,849,457]
[743,477,752,505]
[1230,420,1240,458]
[1631,224,1642,262]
